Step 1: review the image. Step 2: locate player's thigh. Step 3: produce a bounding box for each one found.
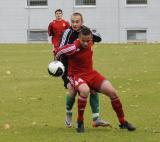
[68,76,90,97]
[100,80,117,98]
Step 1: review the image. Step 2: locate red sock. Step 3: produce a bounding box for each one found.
[111,97,125,124]
[77,95,87,122]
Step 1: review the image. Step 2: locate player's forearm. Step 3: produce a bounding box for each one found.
[48,30,55,37]
[55,44,77,60]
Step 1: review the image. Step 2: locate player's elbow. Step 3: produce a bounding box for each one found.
[93,36,102,42]
[93,33,102,42]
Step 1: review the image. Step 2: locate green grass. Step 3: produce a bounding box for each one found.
[0,43,160,142]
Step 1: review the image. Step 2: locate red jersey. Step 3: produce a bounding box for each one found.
[55,40,93,76]
[48,19,70,48]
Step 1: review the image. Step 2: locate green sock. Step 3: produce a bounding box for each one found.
[90,93,100,120]
[66,95,75,112]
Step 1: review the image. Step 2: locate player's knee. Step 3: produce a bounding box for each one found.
[90,90,97,95]
[109,89,118,99]
[68,87,76,96]
[81,88,90,97]
[79,84,90,97]
[67,83,76,97]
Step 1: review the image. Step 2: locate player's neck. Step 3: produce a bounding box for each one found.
[56,19,62,21]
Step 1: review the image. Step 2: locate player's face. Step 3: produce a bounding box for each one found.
[71,15,83,31]
[55,11,63,20]
[79,34,93,48]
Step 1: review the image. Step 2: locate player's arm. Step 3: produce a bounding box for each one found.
[55,40,80,60]
[59,28,72,47]
[48,22,55,37]
[92,32,102,42]
[55,44,76,60]
[82,26,101,42]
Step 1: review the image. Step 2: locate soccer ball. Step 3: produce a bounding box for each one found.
[48,61,65,77]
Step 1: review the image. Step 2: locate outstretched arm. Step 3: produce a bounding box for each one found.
[55,40,80,60]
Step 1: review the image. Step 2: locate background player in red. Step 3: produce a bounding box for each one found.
[55,27,136,133]
[48,9,70,48]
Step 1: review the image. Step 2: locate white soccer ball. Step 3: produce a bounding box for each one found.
[48,61,65,77]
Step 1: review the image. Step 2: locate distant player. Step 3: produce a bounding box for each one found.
[48,9,70,49]
[55,27,136,133]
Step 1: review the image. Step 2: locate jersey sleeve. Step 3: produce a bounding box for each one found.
[48,22,55,37]
[82,25,102,42]
[59,28,71,47]
[92,32,102,42]
[55,44,76,60]
[55,40,80,60]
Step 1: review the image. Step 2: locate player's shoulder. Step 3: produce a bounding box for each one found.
[74,39,80,43]
[49,20,56,25]
[62,19,67,22]
[62,19,70,25]
[63,27,72,34]
[81,25,88,29]
[53,20,57,23]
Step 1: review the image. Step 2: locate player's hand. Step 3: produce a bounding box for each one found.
[53,48,58,55]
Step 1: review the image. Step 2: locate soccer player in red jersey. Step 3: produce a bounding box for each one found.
[59,12,109,128]
[55,27,136,133]
[48,9,70,48]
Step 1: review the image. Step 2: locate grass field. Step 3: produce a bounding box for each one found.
[0,43,160,142]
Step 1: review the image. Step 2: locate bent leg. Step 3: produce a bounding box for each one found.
[101,80,136,131]
[100,80,125,124]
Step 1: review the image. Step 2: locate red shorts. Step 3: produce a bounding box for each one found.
[68,70,106,91]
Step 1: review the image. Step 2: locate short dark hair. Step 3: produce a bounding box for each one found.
[55,9,63,14]
[79,27,92,36]
[71,12,83,22]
